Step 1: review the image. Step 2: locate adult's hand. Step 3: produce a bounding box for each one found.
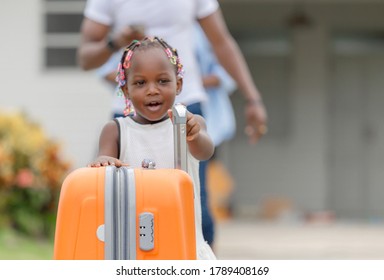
[244,101,268,144]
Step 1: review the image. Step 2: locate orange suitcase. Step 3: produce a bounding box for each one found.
[54,104,196,260]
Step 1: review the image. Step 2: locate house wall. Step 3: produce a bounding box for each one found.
[1,0,111,169]
[219,1,384,219]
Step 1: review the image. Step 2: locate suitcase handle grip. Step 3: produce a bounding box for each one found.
[172,103,188,171]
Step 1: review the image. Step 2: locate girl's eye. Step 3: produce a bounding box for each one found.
[134,80,145,86]
[159,79,170,84]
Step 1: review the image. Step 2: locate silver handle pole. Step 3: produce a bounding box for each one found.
[172,103,188,171]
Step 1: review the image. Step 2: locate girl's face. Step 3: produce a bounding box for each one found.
[123,47,182,124]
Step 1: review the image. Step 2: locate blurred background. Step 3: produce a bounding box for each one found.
[1,0,384,259]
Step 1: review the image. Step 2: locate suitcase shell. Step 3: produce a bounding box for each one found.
[53,166,196,260]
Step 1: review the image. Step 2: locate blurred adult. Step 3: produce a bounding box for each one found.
[78,0,267,143]
[194,23,237,247]
[78,0,268,246]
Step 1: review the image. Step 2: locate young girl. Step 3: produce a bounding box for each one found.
[88,37,216,260]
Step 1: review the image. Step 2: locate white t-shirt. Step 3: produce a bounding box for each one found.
[84,0,219,106]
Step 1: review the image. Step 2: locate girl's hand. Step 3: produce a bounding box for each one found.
[168,108,214,160]
[185,111,201,142]
[167,109,200,142]
[88,156,127,168]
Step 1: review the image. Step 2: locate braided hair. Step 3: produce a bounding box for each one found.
[115,36,184,90]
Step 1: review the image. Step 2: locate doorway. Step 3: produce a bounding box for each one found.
[329,34,384,220]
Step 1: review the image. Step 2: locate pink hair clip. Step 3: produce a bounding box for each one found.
[123,50,133,69]
[165,48,172,58]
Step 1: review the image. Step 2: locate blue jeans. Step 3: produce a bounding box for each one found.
[187,103,214,245]
[113,113,125,119]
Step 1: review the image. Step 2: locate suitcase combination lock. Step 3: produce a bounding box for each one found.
[141,159,156,169]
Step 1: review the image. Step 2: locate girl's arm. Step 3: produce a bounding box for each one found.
[185,112,215,161]
[88,120,125,167]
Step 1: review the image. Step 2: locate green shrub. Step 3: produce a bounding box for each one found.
[0,111,71,238]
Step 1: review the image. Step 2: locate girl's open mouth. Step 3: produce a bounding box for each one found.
[146,101,162,112]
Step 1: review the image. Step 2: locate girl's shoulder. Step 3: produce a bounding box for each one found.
[100,119,120,136]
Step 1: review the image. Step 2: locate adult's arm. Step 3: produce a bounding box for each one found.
[77,18,112,70]
[78,18,145,70]
[198,10,268,143]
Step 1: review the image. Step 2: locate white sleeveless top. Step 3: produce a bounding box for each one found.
[116,117,216,260]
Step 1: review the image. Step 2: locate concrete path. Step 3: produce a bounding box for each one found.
[214,219,384,260]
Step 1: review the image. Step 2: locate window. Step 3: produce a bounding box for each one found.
[332,32,384,55]
[44,0,86,68]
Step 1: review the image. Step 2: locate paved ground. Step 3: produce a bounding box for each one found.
[214,219,384,260]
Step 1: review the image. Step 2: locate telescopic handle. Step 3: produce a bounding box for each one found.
[172,103,188,171]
